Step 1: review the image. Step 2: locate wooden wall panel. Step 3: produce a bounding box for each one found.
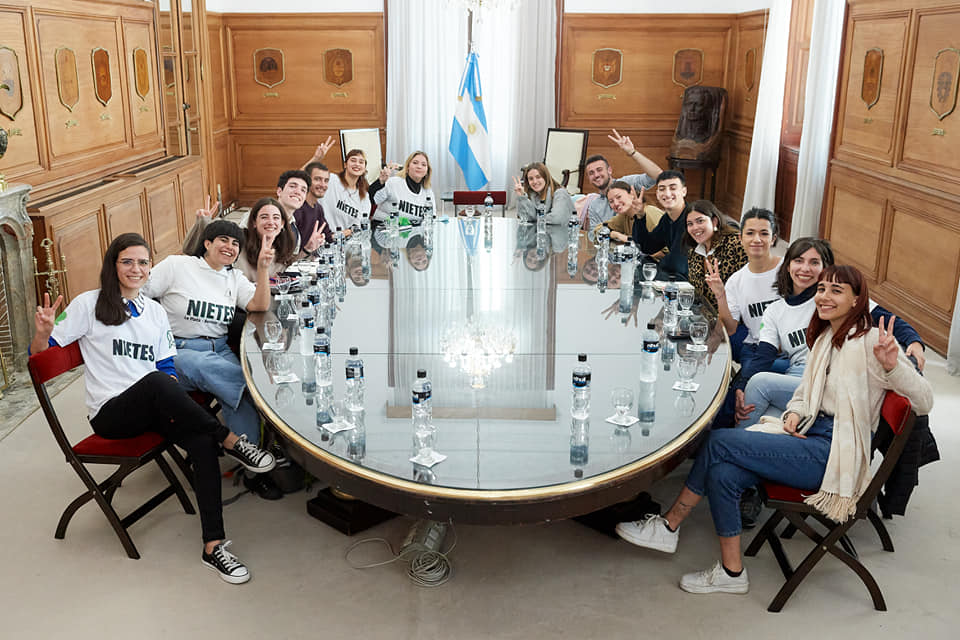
[0,8,42,176]
[49,211,104,301]
[123,19,163,144]
[781,0,813,146]
[146,179,180,261]
[179,165,205,236]
[717,131,752,216]
[224,13,385,126]
[104,191,145,238]
[886,204,960,313]
[35,12,128,160]
[206,13,228,131]
[834,12,909,165]
[728,12,766,135]
[899,8,960,185]
[822,172,885,278]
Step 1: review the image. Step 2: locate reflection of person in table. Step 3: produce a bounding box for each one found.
[514,162,574,225]
[616,264,933,596]
[143,219,284,500]
[405,234,430,271]
[31,233,276,585]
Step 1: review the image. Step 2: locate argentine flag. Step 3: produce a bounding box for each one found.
[449,52,491,190]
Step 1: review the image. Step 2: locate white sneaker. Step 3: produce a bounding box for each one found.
[615,514,678,553]
[679,561,749,594]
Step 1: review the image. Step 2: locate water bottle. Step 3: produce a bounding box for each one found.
[598,259,608,292]
[638,380,655,435]
[314,326,332,389]
[299,300,315,356]
[347,411,366,460]
[597,225,610,263]
[567,213,579,277]
[411,369,435,456]
[662,336,676,371]
[483,192,494,219]
[335,226,345,258]
[424,216,435,258]
[536,230,548,261]
[316,385,334,432]
[639,321,660,382]
[536,204,546,236]
[570,416,589,468]
[336,263,347,302]
[571,353,591,419]
[664,280,679,308]
[388,197,400,243]
[484,214,493,253]
[424,193,435,222]
[301,354,317,395]
[345,346,364,409]
[620,241,637,292]
[307,277,320,306]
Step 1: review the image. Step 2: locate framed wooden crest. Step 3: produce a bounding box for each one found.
[91,48,112,106]
[861,48,883,109]
[591,48,622,89]
[673,49,703,88]
[0,46,23,120]
[744,48,757,92]
[254,48,285,89]
[54,47,79,112]
[324,48,353,87]
[133,48,150,100]
[930,47,960,120]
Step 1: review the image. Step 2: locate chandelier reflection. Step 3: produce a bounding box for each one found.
[440,319,517,389]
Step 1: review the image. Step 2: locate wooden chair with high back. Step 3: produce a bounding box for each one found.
[29,342,196,559]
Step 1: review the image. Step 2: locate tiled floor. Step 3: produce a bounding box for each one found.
[1,353,958,638]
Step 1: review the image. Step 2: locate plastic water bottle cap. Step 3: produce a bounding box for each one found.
[349,347,358,355]
[317,327,326,334]
[647,321,656,330]
[578,353,587,362]
[417,369,427,378]
[301,300,309,307]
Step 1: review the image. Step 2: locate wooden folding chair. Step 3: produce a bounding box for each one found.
[744,391,916,612]
[29,342,196,559]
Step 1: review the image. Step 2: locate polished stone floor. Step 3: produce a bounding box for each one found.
[1,353,957,638]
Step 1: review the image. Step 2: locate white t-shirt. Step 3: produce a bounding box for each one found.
[725,258,783,343]
[757,295,816,367]
[372,176,436,222]
[323,173,372,231]
[142,254,256,339]
[51,290,176,419]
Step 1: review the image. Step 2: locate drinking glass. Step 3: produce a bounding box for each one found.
[663,304,678,334]
[689,320,709,351]
[674,391,695,417]
[610,387,635,426]
[264,319,282,348]
[677,356,697,391]
[678,289,695,315]
[642,262,657,284]
[277,275,292,296]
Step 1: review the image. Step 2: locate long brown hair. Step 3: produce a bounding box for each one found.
[96,233,151,326]
[681,200,738,250]
[339,148,369,200]
[245,197,296,268]
[806,264,872,350]
[522,161,560,200]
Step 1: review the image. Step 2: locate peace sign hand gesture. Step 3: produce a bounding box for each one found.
[258,231,276,271]
[312,136,335,161]
[303,220,328,253]
[196,195,220,219]
[608,128,636,155]
[512,175,525,196]
[873,315,901,372]
[34,292,64,337]
[704,257,726,302]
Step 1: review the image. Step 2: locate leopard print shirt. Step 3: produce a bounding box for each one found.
[687,231,748,310]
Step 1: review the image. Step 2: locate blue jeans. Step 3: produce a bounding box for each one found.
[739,369,804,428]
[685,414,834,537]
[174,336,261,445]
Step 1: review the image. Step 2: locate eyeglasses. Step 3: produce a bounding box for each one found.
[117,259,151,267]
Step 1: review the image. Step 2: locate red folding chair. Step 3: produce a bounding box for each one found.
[29,342,196,559]
[452,191,507,217]
[745,391,916,612]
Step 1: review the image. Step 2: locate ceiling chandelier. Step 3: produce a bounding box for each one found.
[441,319,516,389]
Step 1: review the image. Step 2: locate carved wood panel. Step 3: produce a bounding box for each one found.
[122,19,162,144]
[35,12,128,161]
[899,8,960,184]
[729,12,766,133]
[0,8,41,177]
[178,165,205,240]
[886,202,960,314]
[104,191,145,238]
[822,174,885,278]
[834,12,909,165]
[50,211,104,301]
[207,14,228,130]
[146,179,180,261]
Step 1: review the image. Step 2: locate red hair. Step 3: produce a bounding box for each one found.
[806,264,872,350]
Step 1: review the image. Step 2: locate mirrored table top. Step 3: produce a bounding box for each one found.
[242,216,730,514]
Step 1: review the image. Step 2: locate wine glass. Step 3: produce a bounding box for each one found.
[689,320,709,351]
[676,355,697,391]
[276,275,292,297]
[264,319,282,348]
[678,289,695,315]
[610,386,635,426]
[642,262,657,284]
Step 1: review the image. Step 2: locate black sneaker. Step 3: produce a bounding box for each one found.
[202,540,250,584]
[224,435,276,473]
[740,487,763,529]
[244,472,283,500]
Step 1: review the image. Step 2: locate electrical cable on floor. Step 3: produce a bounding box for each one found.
[344,519,457,587]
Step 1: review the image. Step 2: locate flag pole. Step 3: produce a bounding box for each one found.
[466,9,474,55]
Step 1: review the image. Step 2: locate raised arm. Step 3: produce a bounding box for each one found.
[608,128,663,179]
[246,232,275,312]
[301,136,335,170]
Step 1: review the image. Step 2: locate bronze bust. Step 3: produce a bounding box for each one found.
[669,86,727,163]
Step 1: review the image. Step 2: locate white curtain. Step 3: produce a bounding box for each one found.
[789,0,845,241]
[949,284,960,375]
[385,0,556,200]
[740,0,792,216]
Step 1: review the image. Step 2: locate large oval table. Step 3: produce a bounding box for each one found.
[242,217,730,525]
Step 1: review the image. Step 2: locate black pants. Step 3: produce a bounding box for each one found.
[90,371,231,543]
